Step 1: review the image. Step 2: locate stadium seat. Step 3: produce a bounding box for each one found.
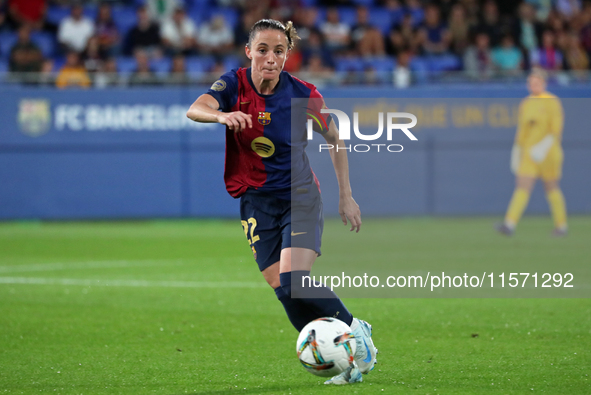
[185,56,215,73]
[112,6,138,37]
[364,56,396,73]
[368,7,393,35]
[151,57,172,77]
[46,6,71,25]
[116,56,137,73]
[0,58,8,74]
[223,55,241,71]
[409,57,429,83]
[335,57,366,72]
[351,0,375,7]
[30,32,56,58]
[0,32,17,59]
[426,54,461,73]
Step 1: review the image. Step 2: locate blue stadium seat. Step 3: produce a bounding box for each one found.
[351,0,375,7]
[335,57,365,72]
[0,32,17,59]
[426,54,461,73]
[116,56,137,73]
[223,55,241,71]
[364,56,395,72]
[185,56,215,73]
[318,7,358,27]
[30,32,56,58]
[300,0,318,6]
[46,6,70,25]
[112,6,138,37]
[151,57,172,77]
[368,7,393,35]
[0,58,8,74]
[409,57,429,83]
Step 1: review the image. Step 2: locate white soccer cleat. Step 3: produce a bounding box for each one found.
[323,361,363,385]
[351,318,378,374]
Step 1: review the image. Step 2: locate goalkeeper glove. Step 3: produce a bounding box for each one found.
[529,135,554,163]
[510,145,521,175]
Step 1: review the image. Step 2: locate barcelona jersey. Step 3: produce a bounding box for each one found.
[206,67,328,200]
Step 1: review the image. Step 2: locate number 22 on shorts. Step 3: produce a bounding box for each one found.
[241,218,260,245]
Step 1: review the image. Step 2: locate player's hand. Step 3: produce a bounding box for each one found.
[217,111,253,132]
[510,145,521,175]
[339,195,361,233]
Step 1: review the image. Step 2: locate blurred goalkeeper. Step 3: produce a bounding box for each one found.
[497,69,567,236]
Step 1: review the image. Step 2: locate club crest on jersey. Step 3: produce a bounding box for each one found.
[251,137,275,158]
[258,111,271,125]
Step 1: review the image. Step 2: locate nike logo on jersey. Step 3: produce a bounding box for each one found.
[291,231,307,236]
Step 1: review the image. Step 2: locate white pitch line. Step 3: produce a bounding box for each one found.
[0,277,267,288]
[0,259,192,274]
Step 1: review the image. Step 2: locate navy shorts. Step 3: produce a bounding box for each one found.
[239,187,324,272]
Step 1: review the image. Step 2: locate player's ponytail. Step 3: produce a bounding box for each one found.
[247,19,300,51]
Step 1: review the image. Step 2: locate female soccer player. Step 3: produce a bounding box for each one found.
[496,69,567,236]
[186,19,377,384]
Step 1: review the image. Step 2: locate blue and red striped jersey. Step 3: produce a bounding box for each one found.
[206,67,328,200]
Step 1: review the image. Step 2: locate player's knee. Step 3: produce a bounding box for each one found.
[266,276,280,289]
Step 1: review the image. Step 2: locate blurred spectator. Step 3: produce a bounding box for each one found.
[198,15,234,56]
[94,57,119,88]
[530,30,563,70]
[9,24,43,82]
[7,0,48,31]
[527,0,552,22]
[292,7,318,45]
[146,0,181,23]
[492,34,523,73]
[298,54,332,87]
[166,53,190,85]
[476,0,503,47]
[83,36,104,73]
[58,3,95,53]
[386,14,419,56]
[128,48,160,86]
[37,58,54,86]
[563,31,589,70]
[125,5,161,57]
[350,6,385,57]
[579,6,591,57]
[320,8,351,53]
[448,3,470,55]
[161,6,198,55]
[555,0,582,20]
[56,50,91,88]
[383,0,404,26]
[283,46,303,72]
[417,4,451,55]
[393,50,412,88]
[405,0,425,26]
[235,5,265,46]
[463,31,494,79]
[301,29,334,69]
[95,2,119,56]
[514,3,543,55]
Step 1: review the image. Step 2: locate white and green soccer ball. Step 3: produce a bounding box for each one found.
[296,317,356,377]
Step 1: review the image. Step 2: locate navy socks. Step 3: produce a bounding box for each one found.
[277,271,353,331]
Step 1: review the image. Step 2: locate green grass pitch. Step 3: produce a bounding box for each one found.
[1,217,590,394]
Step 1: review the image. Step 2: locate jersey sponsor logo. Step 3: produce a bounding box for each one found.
[251,136,275,158]
[18,99,51,137]
[258,111,271,125]
[210,79,226,91]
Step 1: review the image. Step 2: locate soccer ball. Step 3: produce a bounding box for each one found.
[296,317,356,377]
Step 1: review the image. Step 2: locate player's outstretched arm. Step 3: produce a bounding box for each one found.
[186,94,252,132]
[322,118,361,233]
